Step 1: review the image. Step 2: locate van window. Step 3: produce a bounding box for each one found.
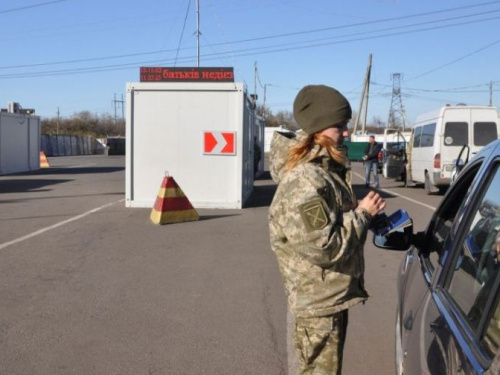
[413,127,422,148]
[421,123,436,147]
[444,122,468,146]
[474,122,498,146]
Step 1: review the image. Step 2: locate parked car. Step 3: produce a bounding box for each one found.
[374,139,500,374]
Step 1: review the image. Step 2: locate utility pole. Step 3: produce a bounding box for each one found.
[114,94,117,125]
[490,81,493,106]
[121,94,125,119]
[254,61,258,107]
[353,53,372,135]
[112,94,125,126]
[196,0,201,67]
[387,73,407,131]
[56,107,60,134]
[262,84,267,117]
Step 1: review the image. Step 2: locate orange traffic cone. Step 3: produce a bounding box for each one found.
[150,175,199,225]
[40,151,50,168]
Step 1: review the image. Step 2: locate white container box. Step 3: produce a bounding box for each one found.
[126,82,257,209]
[0,113,40,175]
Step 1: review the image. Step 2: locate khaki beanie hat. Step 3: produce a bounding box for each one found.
[293,85,352,135]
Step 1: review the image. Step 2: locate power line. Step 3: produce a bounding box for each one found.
[174,0,192,67]
[1,12,500,80]
[2,12,499,80]
[196,0,500,46]
[1,3,499,71]
[406,38,500,81]
[0,0,69,15]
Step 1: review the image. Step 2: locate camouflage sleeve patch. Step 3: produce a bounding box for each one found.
[298,198,330,232]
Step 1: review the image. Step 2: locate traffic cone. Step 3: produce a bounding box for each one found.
[40,151,50,168]
[150,175,199,225]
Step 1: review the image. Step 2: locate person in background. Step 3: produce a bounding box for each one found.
[269,85,386,374]
[254,137,262,177]
[363,135,382,188]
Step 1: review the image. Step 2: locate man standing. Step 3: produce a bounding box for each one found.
[363,135,382,188]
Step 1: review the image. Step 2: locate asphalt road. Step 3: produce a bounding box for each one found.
[0,155,446,375]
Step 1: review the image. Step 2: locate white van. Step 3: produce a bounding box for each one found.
[408,105,499,193]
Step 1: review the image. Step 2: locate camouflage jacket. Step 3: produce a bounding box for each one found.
[269,131,371,318]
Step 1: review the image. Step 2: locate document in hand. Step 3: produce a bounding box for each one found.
[371,209,412,236]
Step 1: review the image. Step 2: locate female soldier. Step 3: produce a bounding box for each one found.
[269,85,385,374]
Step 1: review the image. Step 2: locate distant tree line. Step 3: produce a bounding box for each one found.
[41,111,125,138]
[260,105,387,134]
[41,108,388,138]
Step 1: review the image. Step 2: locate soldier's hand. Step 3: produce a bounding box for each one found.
[358,191,386,217]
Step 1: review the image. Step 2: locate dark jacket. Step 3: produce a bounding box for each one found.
[364,141,382,161]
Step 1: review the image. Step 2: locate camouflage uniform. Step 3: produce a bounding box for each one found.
[269,131,372,374]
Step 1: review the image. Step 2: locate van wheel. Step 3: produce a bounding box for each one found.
[424,172,433,195]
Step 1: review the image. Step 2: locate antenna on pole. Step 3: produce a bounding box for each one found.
[353,53,372,136]
[196,0,200,67]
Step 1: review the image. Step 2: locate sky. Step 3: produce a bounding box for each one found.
[1,0,499,127]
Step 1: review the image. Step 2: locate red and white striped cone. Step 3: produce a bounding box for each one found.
[150,174,199,225]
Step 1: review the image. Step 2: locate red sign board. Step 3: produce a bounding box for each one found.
[140,67,234,83]
[203,131,236,155]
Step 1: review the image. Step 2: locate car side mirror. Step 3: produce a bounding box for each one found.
[373,224,413,251]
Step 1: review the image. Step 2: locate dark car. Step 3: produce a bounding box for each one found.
[374,139,500,374]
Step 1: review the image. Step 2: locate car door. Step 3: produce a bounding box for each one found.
[382,131,407,179]
[401,154,500,374]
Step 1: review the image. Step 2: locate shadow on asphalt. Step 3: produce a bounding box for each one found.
[199,214,241,221]
[21,167,125,175]
[0,179,73,194]
[244,171,276,208]
[0,191,124,203]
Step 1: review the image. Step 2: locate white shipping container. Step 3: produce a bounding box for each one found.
[0,113,40,175]
[126,82,257,209]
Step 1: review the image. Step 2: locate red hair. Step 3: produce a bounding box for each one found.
[285,133,346,172]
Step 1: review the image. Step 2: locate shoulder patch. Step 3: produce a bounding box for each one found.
[298,198,329,232]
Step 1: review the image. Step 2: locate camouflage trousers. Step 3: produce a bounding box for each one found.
[293,310,348,375]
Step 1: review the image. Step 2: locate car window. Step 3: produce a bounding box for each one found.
[424,163,481,267]
[444,122,468,146]
[474,122,498,146]
[447,163,500,358]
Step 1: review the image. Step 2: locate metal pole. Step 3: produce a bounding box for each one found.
[114,93,117,126]
[56,107,60,135]
[361,54,372,135]
[353,53,372,136]
[196,0,200,67]
[262,84,267,117]
[121,94,125,120]
[490,81,493,106]
[254,61,257,107]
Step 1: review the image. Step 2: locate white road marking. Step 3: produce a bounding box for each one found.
[0,199,124,251]
[352,171,436,211]
[68,163,96,168]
